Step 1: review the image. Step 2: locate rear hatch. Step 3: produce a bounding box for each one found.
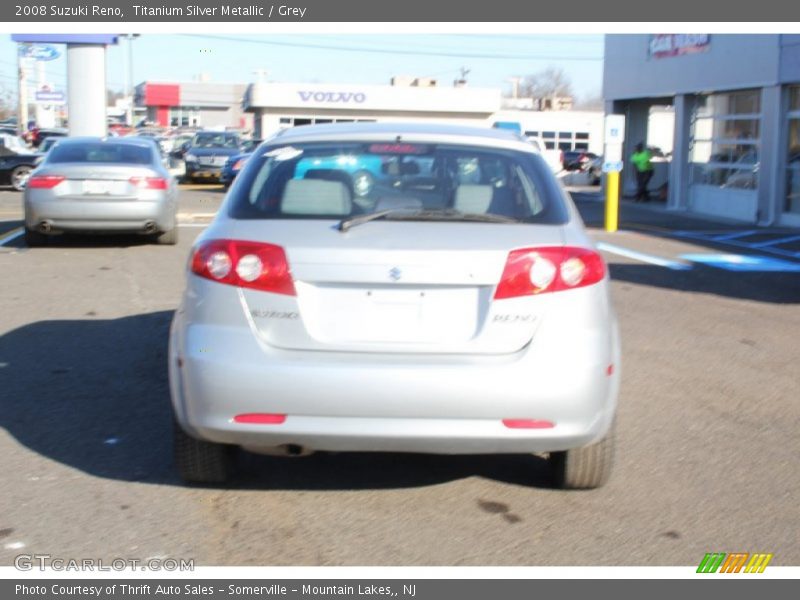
[226,219,565,355]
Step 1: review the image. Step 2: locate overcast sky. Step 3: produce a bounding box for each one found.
[1,34,604,100]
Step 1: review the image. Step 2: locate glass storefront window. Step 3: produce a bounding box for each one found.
[690,89,761,191]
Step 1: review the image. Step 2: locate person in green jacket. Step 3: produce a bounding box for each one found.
[631,142,654,202]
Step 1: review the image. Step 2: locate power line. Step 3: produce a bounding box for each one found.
[178,34,603,61]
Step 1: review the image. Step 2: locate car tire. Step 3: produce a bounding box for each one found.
[173,419,234,484]
[154,228,178,245]
[550,422,615,489]
[24,227,47,247]
[11,165,33,191]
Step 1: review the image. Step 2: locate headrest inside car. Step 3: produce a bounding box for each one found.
[281,179,352,216]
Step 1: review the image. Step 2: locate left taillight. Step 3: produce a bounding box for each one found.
[27,175,65,189]
[494,246,606,299]
[129,176,168,190]
[190,239,296,296]
[232,159,246,171]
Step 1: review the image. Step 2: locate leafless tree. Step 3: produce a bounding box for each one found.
[519,67,574,99]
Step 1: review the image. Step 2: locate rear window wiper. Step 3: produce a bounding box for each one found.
[337,208,412,232]
[338,208,518,232]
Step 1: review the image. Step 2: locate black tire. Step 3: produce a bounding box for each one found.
[11,165,33,191]
[551,422,615,489]
[24,228,47,247]
[173,419,234,484]
[154,228,178,245]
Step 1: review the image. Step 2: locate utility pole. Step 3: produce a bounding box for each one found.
[507,76,522,99]
[124,34,139,126]
[17,46,29,134]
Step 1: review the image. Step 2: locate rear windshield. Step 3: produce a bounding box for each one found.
[192,132,240,149]
[48,143,154,165]
[228,142,568,224]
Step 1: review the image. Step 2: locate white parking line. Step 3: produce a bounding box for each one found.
[178,223,209,228]
[596,242,692,271]
[0,228,23,247]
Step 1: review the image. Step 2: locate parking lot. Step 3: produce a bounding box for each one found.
[0,185,798,566]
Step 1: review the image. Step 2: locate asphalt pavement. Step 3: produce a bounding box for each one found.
[0,185,798,566]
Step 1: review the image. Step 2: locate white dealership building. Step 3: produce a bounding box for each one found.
[243,80,607,155]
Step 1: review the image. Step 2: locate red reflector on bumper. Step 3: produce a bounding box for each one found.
[233,413,286,425]
[502,419,555,429]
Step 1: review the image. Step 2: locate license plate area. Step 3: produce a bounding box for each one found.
[82,180,114,195]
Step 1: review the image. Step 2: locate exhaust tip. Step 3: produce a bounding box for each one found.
[39,221,52,233]
[143,221,156,233]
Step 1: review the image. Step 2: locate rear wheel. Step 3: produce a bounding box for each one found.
[550,422,615,489]
[24,228,47,247]
[11,165,32,191]
[173,419,235,484]
[154,228,178,245]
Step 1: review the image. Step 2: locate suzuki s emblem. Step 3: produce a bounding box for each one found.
[389,267,402,281]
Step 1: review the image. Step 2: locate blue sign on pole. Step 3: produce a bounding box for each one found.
[35,90,66,104]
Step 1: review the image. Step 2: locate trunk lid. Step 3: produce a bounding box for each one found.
[224,219,565,354]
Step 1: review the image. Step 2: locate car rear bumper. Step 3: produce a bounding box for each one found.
[169,315,620,455]
[25,197,175,233]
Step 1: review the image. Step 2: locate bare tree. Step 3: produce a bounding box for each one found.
[573,93,605,111]
[0,86,16,121]
[519,67,574,99]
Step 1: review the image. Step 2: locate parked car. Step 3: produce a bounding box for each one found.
[220,139,263,189]
[562,150,598,172]
[23,137,178,246]
[169,122,620,488]
[183,131,242,183]
[37,136,60,156]
[0,133,41,191]
[27,127,68,149]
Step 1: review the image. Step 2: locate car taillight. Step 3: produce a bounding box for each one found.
[190,239,296,296]
[494,246,606,299]
[129,176,168,190]
[233,159,246,171]
[27,175,65,189]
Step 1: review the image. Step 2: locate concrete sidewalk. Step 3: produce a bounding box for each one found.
[569,188,800,262]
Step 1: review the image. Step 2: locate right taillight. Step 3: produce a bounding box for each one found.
[494,246,606,299]
[27,175,65,189]
[190,239,296,296]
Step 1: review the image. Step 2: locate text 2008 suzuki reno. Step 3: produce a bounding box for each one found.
[169,123,620,488]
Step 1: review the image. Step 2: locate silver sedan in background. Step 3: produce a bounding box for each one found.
[24,137,178,246]
[170,123,620,489]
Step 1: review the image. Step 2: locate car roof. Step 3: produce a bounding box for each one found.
[268,122,534,153]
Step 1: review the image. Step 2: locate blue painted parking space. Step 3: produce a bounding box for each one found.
[680,253,800,272]
[671,230,800,260]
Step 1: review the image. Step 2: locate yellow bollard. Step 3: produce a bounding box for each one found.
[605,170,620,233]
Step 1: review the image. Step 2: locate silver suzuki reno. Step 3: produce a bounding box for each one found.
[169,123,620,488]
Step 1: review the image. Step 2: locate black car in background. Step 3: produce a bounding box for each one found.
[0,135,41,191]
